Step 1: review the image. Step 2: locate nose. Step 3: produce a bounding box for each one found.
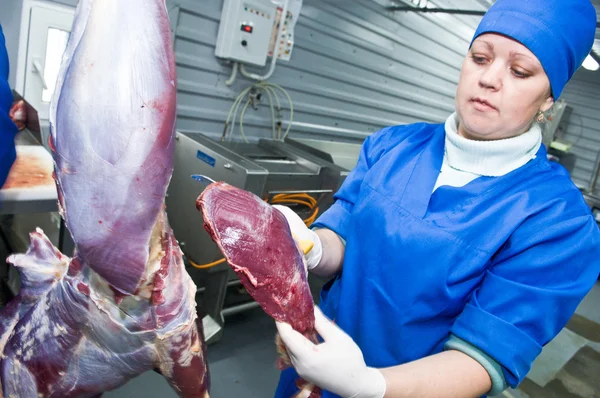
[478,61,503,91]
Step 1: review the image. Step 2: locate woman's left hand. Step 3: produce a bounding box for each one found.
[276,306,387,398]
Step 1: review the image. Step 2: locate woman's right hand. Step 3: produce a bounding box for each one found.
[273,205,323,271]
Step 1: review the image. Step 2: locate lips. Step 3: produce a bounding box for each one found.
[470,97,497,111]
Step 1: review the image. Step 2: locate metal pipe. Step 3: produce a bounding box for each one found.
[386,6,486,16]
[196,279,241,294]
[221,301,261,317]
[268,189,333,195]
[589,150,600,194]
[387,5,600,27]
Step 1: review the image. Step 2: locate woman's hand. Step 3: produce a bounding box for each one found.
[276,306,386,398]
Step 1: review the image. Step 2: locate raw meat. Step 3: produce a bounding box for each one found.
[197,181,320,397]
[9,100,26,131]
[0,0,210,396]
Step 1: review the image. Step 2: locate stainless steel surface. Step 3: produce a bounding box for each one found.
[201,269,229,343]
[201,314,222,345]
[255,139,344,202]
[221,301,261,317]
[196,278,242,294]
[166,131,345,273]
[166,131,346,340]
[285,137,363,184]
[166,132,268,274]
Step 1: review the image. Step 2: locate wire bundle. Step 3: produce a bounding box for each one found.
[268,193,318,226]
[222,82,294,143]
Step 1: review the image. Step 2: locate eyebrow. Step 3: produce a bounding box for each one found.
[473,41,540,66]
[509,51,536,62]
[473,40,494,51]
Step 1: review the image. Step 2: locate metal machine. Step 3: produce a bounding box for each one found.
[285,137,363,183]
[165,132,347,343]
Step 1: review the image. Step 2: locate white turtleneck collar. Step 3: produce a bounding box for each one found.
[432,113,542,192]
[443,112,542,177]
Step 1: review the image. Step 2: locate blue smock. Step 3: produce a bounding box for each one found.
[0,25,17,188]
[274,122,600,398]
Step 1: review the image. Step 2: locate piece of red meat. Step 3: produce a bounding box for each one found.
[197,181,321,398]
[9,100,26,131]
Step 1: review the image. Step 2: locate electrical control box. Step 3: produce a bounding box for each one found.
[215,0,277,67]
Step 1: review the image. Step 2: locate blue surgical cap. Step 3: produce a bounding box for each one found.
[471,0,597,99]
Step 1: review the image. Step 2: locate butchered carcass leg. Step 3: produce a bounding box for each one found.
[0,231,155,397]
[152,218,211,397]
[0,0,211,396]
[0,218,209,397]
[157,318,210,398]
[49,0,177,295]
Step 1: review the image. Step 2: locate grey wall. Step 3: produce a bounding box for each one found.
[0,0,25,87]
[169,0,476,143]
[3,0,600,190]
[559,72,600,191]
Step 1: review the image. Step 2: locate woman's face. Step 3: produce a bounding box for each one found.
[455,33,554,141]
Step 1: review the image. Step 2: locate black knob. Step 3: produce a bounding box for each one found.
[241,40,248,47]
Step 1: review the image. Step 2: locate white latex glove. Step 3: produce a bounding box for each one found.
[273,204,323,270]
[276,307,387,398]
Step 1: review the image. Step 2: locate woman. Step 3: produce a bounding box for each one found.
[0,25,17,188]
[273,0,600,397]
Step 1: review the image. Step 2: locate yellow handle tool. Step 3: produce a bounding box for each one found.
[292,233,314,254]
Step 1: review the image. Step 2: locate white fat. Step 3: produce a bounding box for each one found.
[34,317,52,342]
[285,267,303,306]
[177,342,194,368]
[0,317,20,358]
[221,226,242,247]
[19,300,48,341]
[53,323,67,337]
[23,338,34,350]
[23,349,33,361]
[135,216,166,298]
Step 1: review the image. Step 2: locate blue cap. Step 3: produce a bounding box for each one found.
[471,0,597,99]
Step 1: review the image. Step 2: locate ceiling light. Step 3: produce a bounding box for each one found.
[582,54,599,71]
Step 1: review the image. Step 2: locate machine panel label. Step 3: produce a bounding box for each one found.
[197,150,216,167]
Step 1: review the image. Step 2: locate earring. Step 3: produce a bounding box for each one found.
[536,111,545,123]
